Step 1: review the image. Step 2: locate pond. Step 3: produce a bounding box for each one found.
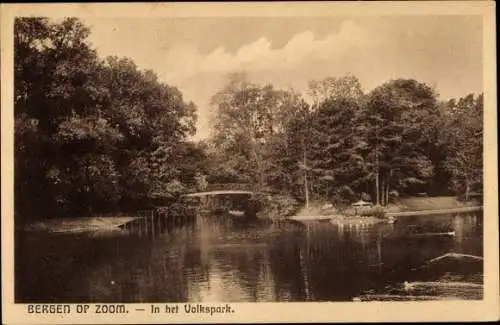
[15,211,483,302]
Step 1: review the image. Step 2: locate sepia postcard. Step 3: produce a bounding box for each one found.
[1,1,498,324]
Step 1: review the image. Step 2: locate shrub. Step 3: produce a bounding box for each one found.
[256,194,299,219]
[359,205,386,218]
[371,205,386,218]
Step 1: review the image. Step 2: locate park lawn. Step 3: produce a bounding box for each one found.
[295,196,481,217]
[396,196,480,211]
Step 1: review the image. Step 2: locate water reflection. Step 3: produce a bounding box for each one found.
[16,212,483,303]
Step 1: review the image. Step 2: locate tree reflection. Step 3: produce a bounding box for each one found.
[17,212,483,302]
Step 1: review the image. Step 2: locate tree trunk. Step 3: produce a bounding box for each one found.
[259,164,264,189]
[253,136,265,191]
[385,177,390,206]
[304,147,309,208]
[464,179,470,201]
[258,148,265,190]
[381,176,385,207]
[375,149,380,205]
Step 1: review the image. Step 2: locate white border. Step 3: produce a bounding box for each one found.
[1,2,498,324]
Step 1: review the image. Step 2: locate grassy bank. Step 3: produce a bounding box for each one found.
[25,215,138,234]
[386,206,482,217]
[294,196,482,218]
[256,193,301,220]
[22,196,480,233]
[396,196,481,211]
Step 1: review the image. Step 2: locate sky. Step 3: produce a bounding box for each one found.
[82,16,483,140]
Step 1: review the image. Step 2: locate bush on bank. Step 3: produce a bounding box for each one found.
[359,205,386,218]
[255,193,300,219]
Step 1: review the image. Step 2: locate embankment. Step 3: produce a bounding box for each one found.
[396,196,481,211]
[256,193,300,220]
[287,196,482,221]
[25,215,138,234]
[386,206,482,217]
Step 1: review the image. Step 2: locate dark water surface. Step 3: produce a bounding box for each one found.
[16,212,482,302]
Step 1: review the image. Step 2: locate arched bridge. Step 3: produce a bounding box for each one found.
[181,187,267,220]
[183,190,255,198]
[182,182,275,198]
[182,190,257,214]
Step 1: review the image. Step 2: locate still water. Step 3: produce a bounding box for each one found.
[16,212,482,302]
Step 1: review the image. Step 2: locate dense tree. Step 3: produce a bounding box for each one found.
[277,98,312,201]
[306,97,369,204]
[441,94,483,200]
[14,18,197,221]
[307,75,364,109]
[97,56,197,206]
[15,17,112,220]
[15,18,484,223]
[210,73,305,190]
[363,79,440,205]
[286,75,366,205]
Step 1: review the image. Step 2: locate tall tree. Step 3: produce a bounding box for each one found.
[14,17,117,219]
[293,75,366,204]
[442,93,483,200]
[364,79,439,205]
[14,18,198,220]
[307,74,364,110]
[305,97,369,204]
[281,98,313,205]
[97,56,197,206]
[210,73,305,191]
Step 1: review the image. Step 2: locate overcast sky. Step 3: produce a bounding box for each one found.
[82,16,483,140]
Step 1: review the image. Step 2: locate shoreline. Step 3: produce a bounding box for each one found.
[24,216,139,234]
[287,206,482,222]
[386,206,482,217]
[23,204,483,234]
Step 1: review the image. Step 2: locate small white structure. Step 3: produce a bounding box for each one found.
[351,199,373,216]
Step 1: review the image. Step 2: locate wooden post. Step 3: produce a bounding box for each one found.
[157,212,161,235]
[164,213,167,232]
[151,211,155,237]
[381,176,385,207]
[303,139,309,209]
[138,217,142,237]
[151,213,155,238]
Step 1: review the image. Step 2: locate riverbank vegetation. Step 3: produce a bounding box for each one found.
[15,18,483,224]
[294,196,481,219]
[208,75,483,216]
[15,18,199,224]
